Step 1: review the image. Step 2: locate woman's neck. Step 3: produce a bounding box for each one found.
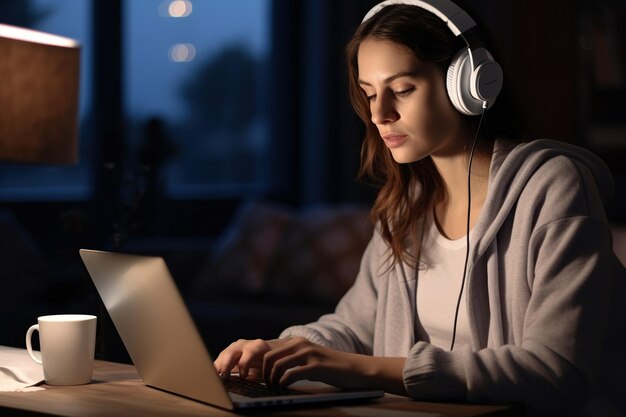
[431,146,492,240]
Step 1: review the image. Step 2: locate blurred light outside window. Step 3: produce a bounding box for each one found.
[125,0,270,199]
[0,0,93,201]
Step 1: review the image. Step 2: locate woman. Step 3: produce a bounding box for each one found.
[215,1,626,415]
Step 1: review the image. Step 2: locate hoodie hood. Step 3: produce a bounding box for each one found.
[470,139,614,263]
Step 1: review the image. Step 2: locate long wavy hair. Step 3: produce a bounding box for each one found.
[346,3,525,267]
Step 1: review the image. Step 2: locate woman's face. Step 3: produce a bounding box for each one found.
[357,38,466,164]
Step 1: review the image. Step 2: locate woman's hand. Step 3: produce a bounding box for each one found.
[214,338,287,380]
[262,337,408,395]
[261,337,364,388]
[215,336,407,395]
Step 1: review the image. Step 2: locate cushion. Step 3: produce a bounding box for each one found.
[191,202,374,304]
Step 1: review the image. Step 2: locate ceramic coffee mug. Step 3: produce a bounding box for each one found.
[26,314,97,385]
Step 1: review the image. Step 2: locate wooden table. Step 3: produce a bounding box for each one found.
[0,360,522,417]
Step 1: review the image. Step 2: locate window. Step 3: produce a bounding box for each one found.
[0,0,271,202]
[124,0,270,199]
[0,0,93,201]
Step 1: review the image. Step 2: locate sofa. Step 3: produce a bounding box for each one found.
[2,203,625,364]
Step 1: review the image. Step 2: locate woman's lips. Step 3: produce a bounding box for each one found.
[382,133,408,148]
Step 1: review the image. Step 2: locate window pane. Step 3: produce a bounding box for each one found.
[0,0,93,201]
[125,0,270,198]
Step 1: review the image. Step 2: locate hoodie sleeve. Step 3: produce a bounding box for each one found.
[279,229,386,354]
[403,154,626,415]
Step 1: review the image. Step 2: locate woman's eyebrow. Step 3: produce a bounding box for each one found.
[358,70,419,86]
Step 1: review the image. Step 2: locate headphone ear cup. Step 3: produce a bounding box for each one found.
[470,52,503,102]
[446,48,483,116]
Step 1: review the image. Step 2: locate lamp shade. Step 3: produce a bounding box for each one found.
[0,23,80,164]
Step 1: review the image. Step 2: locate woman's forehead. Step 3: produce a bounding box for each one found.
[357,38,429,82]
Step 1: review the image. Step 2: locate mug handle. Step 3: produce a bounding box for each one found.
[25,324,42,365]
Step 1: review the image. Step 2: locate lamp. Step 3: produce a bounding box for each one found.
[0,23,79,164]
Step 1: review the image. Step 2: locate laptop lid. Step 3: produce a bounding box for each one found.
[79,249,384,410]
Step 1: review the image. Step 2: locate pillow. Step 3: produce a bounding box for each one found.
[265,205,374,304]
[192,201,294,299]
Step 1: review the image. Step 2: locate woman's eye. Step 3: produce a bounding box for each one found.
[394,87,415,97]
[364,86,414,101]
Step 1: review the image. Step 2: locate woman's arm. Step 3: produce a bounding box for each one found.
[280,230,387,354]
[215,230,389,383]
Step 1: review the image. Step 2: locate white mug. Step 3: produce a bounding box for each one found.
[25,314,97,385]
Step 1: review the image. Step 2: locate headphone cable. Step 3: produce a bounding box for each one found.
[449,105,486,351]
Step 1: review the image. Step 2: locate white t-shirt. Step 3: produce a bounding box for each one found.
[416,211,473,351]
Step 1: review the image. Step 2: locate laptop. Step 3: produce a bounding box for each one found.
[79,249,384,410]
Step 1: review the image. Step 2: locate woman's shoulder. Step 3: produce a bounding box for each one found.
[496,138,606,168]
[492,139,613,204]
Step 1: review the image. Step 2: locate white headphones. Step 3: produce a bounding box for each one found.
[362,0,503,116]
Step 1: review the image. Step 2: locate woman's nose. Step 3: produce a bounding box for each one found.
[371,95,399,125]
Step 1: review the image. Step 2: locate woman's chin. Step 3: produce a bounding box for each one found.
[389,149,423,164]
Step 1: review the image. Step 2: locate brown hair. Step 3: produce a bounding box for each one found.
[346,4,525,267]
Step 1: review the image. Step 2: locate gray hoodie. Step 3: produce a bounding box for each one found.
[281,139,626,416]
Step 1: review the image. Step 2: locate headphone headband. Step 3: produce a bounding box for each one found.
[360,0,504,115]
[362,0,476,36]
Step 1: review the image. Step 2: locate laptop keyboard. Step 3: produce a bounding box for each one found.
[223,378,297,397]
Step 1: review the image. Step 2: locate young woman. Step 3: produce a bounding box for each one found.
[215,1,626,415]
